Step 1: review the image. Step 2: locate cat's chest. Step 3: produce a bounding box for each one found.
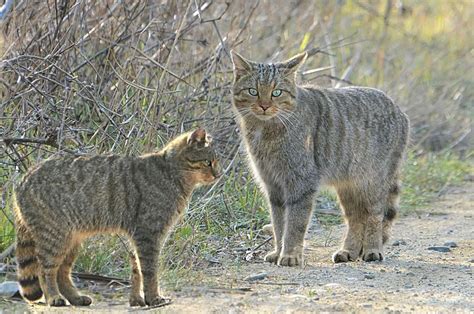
[245,128,285,155]
[244,128,293,172]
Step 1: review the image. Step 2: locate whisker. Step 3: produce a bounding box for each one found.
[277,111,295,129]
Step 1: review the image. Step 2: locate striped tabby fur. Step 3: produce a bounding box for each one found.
[13,129,221,307]
[231,51,409,266]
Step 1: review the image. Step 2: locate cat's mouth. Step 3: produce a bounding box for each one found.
[252,106,278,120]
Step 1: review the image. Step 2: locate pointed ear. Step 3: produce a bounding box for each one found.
[278,52,307,76]
[187,128,208,147]
[230,50,254,79]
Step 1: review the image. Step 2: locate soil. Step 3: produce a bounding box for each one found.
[1,184,473,313]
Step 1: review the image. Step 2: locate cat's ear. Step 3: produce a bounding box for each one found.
[230,50,254,78]
[187,128,208,147]
[278,52,308,76]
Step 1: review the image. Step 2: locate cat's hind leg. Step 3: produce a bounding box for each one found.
[332,185,366,263]
[57,240,92,306]
[129,252,146,306]
[35,232,70,306]
[361,208,384,262]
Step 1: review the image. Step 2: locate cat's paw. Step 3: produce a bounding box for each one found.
[145,295,171,307]
[48,295,67,307]
[129,295,146,307]
[332,250,358,263]
[264,250,280,264]
[361,249,383,262]
[277,253,302,267]
[69,295,92,306]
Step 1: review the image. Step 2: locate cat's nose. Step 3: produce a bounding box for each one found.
[259,102,272,111]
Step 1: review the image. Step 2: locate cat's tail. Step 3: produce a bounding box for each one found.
[15,205,43,302]
[382,183,400,244]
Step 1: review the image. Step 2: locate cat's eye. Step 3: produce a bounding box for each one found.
[248,88,258,96]
[205,160,212,167]
[272,89,282,97]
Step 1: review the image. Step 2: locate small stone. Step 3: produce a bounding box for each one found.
[469,259,474,263]
[405,272,416,277]
[392,239,407,246]
[364,274,375,280]
[421,275,428,280]
[244,272,268,282]
[346,277,358,281]
[404,283,414,289]
[443,241,458,248]
[0,281,19,297]
[360,303,373,308]
[427,246,451,253]
[380,269,386,273]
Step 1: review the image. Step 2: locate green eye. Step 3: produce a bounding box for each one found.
[248,88,258,96]
[272,89,282,97]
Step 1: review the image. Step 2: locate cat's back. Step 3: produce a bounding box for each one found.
[299,85,408,123]
[15,154,142,219]
[18,154,130,193]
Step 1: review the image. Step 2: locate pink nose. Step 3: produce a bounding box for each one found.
[259,102,272,111]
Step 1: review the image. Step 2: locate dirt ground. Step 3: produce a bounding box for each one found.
[2,184,473,313]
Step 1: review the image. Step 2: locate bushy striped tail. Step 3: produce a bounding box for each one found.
[16,224,43,301]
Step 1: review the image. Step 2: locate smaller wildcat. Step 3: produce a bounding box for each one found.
[13,128,221,307]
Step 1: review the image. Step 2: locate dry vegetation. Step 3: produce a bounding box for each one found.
[0,0,472,283]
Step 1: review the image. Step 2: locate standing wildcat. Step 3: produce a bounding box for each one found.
[231,51,409,266]
[14,128,221,306]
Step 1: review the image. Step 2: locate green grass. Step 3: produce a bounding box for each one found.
[401,152,472,214]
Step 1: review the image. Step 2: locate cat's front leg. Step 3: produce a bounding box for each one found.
[279,191,315,267]
[132,232,167,307]
[264,191,285,264]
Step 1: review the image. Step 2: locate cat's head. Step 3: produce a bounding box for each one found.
[163,128,221,185]
[230,51,307,121]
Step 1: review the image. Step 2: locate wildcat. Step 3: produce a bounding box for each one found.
[13,128,221,306]
[230,51,409,267]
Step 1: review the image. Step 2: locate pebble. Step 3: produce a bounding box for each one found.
[427,246,451,252]
[364,274,376,280]
[443,241,458,248]
[405,272,416,277]
[404,283,414,289]
[244,272,268,282]
[392,239,407,246]
[0,281,19,297]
